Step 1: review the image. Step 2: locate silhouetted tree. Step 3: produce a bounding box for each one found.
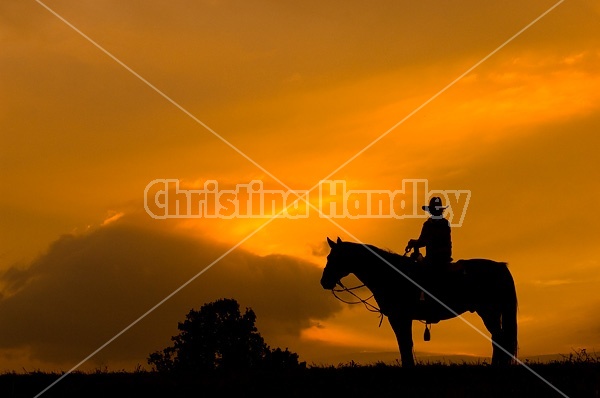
[148,298,303,373]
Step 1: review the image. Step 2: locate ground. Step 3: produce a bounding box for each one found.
[3,359,598,398]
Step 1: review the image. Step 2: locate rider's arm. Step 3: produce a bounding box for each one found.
[407,221,430,250]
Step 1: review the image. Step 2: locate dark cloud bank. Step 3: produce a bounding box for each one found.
[0,216,341,369]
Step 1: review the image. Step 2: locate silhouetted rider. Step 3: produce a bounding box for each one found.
[405,196,453,267]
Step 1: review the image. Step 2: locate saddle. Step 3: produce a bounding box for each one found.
[412,259,473,324]
[409,254,467,279]
[408,248,465,272]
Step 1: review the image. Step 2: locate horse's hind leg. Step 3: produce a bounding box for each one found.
[478,309,504,366]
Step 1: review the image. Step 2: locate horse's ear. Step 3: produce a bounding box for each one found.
[337,237,342,244]
[327,237,336,248]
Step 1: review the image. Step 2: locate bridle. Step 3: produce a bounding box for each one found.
[328,248,418,328]
[331,279,385,327]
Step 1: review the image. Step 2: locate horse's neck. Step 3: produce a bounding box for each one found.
[346,245,392,293]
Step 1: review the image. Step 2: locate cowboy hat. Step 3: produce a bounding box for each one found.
[422,196,448,214]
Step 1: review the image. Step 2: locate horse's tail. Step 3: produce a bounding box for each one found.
[500,263,518,363]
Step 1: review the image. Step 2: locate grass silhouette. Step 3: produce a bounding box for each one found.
[2,350,598,398]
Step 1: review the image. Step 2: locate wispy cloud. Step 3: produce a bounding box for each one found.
[531,279,577,287]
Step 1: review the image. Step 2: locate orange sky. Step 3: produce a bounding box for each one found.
[1,0,600,373]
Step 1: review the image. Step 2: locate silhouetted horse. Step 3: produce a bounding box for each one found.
[320,237,518,367]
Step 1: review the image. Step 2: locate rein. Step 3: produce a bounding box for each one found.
[331,280,385,327]
[327,247,415,328]
[329,248,422,330]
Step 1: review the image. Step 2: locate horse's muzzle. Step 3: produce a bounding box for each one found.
[320,276,336,290]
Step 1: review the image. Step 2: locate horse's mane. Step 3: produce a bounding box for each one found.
[347,242,408,268]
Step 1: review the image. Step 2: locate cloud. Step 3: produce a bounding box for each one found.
[0,215,341,369]
[309,240,331,257]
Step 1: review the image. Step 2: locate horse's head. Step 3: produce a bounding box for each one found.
[320,237,351,290]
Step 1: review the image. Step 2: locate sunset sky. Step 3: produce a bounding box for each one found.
[1,0,600,374]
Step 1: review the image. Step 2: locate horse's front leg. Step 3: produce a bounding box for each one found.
[388,315,415,367]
